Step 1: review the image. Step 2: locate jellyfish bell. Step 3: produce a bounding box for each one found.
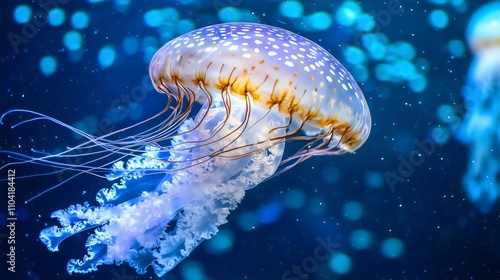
[466,2,500,85]
[466,2,500,54]
[1,23,371,276]
[149,22,371,164]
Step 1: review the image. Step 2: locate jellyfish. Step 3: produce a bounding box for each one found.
[457,2,500,214]
[1,23,371,275]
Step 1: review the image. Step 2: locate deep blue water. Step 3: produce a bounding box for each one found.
[1,0,500,279]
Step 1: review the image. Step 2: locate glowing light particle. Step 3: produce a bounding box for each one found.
[39,56,58,76]
[13,5,32,24]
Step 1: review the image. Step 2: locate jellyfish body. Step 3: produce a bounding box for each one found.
[5,23,370,275]
[458,3,500,213]
[41,95,287,275]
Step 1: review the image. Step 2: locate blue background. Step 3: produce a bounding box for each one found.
[1,0,499,279]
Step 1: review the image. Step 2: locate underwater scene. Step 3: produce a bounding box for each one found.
[1,0,500,279]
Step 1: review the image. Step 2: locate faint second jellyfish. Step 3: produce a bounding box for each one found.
[457,2,500,214]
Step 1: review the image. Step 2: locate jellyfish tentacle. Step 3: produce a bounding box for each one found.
[39,94,286,275]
